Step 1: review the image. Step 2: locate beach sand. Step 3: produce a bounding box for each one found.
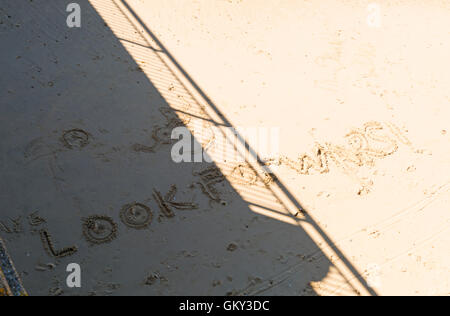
[0,0,449,295]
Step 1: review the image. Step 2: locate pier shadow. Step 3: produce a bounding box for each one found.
[0,0,375,295]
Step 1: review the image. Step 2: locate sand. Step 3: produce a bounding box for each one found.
[0,0,449,296]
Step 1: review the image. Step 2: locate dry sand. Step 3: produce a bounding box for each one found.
[0,0,449,296]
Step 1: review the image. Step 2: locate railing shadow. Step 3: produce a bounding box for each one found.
[0,0,376,295]
[114,0,377,296]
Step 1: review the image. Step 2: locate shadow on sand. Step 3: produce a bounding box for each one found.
[0,0,375,296]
